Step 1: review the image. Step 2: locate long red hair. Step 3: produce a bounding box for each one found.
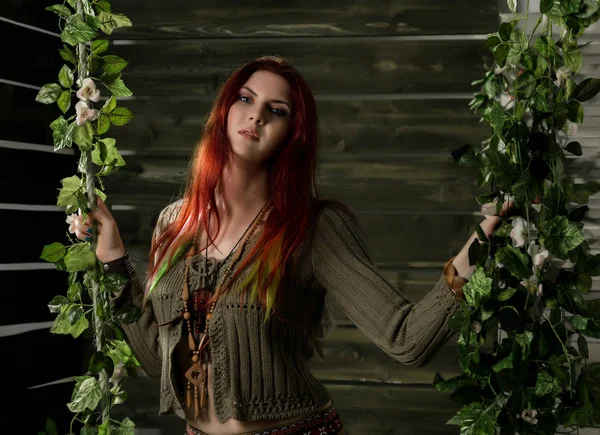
[143,55,330,320]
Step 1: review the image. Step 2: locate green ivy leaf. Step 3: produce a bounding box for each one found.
[539,216,585,258]
[64,243,97,272]
[492,351,514,372]
[567,181,600,204]
[48,295,69,314]
[513,71,537,99]
[61,15,97,46]
[102,273,129,293]
[92,39,110,55]
[497,287,517,301]
[45,4,71,18]
[515,331,534,357]
[567,101,584,123]
[102,55,129,74]
[97,114,111,135]
[51,304,89,337]
[564,48,583,74]
[93,138,126,167]
[51,117,75,151]
[447,401,500,433]
[109,107,133,126]
[84,14,102,31]
[89,351,114,375]
[578,334,589,358]
[540,0,554,13]
[507,28,527,66]
[67,281,82,302]
[114,418,135,435]
[102,76,133,97]
[73,122,95,150]
[40,242,67,263]
[496,245,531,280]
[101,96,117,113]
[68,305,84,325]
[67,377,101,412]
[534,370,562,397]
[97,10,132,35]
[58,65,74,88]
[35,83,62,104]
[573,78,600,102]
[59,46,78,65]
[565,141,582,156]
[44,417,58,435]
[57,175,83,209]
[57,90,71,114]
[462,268,493,309]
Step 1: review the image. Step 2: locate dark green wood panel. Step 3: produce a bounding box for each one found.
[106,0,498,39]
[111,39,492,95]
[110,97,489,155]
[1,0,498,37]
[102,155,483,213]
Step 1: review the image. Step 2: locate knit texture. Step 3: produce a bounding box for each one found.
[114,199,462,423]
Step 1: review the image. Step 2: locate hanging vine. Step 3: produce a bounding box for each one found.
[36,1,139,434]
[435,1,600,434]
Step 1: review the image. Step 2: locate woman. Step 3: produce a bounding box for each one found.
[71,55,510,435]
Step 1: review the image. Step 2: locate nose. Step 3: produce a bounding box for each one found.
[249,107,266,125]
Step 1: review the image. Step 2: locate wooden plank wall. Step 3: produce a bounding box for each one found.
[2,0,600,434]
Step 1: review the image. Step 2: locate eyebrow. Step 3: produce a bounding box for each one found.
[242,86,292,110]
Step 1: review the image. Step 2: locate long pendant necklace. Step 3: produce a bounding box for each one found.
[182,199,272,418]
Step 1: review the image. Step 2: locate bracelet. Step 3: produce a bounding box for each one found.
[443,256,467,299]
[102,252,135,277]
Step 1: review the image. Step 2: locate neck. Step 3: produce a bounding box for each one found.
[214,155,270,220]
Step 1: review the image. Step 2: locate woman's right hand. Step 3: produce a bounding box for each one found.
[69,197,126,263]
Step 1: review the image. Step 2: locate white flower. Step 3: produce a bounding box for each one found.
[554,66,572,87]
[481,199,498,217]
[66,213,78,234]
[510,218,537,248]
[522,409,538,425]
[110,362,127,385]
[471,321,483,333]
[520,274,540,296]
[75,101,99,126]
[76,78,101,102]
[565,120,578,137]
[533,249,550,270]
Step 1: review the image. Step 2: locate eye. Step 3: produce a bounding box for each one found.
[239,95,251,103]
[271,108,287,117]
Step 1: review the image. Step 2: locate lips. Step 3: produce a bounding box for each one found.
[239,129,259,141]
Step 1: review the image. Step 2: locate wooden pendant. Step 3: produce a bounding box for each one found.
[200,380,207,409]
[185,362,207,387]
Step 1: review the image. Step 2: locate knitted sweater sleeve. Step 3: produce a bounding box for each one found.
[111,200,181,378]
[310,204,462,367]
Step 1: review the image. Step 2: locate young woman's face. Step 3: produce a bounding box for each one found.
[226,70,292,165]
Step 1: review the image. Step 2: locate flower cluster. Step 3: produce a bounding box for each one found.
[75,78,100,126]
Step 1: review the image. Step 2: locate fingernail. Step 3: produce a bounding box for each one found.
[85,236,91,241]
[87,228,93,234]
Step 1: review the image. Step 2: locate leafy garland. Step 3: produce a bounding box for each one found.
[435,1,600,434]
[36,1,140,434]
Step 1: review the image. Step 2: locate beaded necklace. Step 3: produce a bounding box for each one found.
[181,199,272,418]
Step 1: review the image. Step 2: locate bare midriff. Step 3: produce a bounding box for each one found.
[174,339,331,435]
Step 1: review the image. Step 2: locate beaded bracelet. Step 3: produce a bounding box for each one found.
[443,256,467,299]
